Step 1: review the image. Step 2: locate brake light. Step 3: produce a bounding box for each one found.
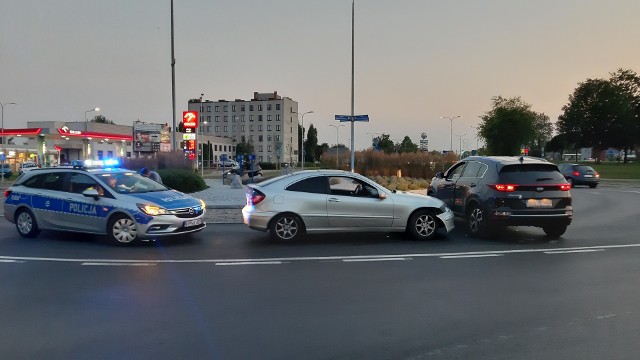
[4,190,11,197]
[560,184,571,191]
[595,172,600,178]
[491,184,517,192]
[247,189,265,206]
[572,171,580,176]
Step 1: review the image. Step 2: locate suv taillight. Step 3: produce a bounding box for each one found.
[559,184,571,191]
[4,190,11,197]
[247,189,265,206]
[490,184,517,192]
[572,171,580,176]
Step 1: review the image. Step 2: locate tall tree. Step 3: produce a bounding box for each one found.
[397,136,419,153]
[557,78,635,163]
[377,134,395,154]
[235,136,254,156]
[610,69,640,161]
[91,115,115,124]
[315,142,329,161]
[528,112,553,157]
[304,124,319,162]
[479,96,537,155]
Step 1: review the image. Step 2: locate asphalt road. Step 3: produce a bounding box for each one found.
[1,185,640,359]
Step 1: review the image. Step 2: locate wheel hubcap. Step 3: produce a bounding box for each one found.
[17,212,33,234]
[415,214,436,237]
[276,217,298,240]
[112,218,137,243]
[469,208,483,233]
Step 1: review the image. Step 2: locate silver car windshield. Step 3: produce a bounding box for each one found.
[96,172,168,194]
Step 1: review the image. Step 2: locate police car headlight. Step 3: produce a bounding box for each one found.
[137,204,170,216]
[199,199,206,209]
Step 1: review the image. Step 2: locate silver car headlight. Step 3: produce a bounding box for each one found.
[137,203,170,216]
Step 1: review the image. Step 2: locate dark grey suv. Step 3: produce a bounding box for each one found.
[428,156,573,239]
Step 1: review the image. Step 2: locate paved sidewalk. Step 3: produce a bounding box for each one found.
[191,179,247,224]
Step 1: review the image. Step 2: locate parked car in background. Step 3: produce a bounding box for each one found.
[242,170,455,242]
[558,163,600,188]
[216,159,238,168]
[0,163,13,177]
[18,161,38,175]
[428,156,572,239]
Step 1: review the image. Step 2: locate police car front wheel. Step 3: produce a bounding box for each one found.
[108,215,138,245]
[15,208,41,238]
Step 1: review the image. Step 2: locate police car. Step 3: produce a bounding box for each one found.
[3,160,206,245]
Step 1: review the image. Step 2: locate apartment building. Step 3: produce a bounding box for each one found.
[188,91,299,164]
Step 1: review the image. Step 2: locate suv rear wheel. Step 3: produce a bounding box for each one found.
[543,224,567,239]
[467,204,493,238]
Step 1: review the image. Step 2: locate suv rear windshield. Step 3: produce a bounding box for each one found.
[498,164,565,183]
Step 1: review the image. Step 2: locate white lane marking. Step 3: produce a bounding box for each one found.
[544,249,606,254]
[2,243,640,264]
[342,257,410,262]
[81,262,157,266]
[440,254,504,259]
[0,259,25,263]
[215,261,282,266]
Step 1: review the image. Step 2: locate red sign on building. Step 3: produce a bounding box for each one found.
[183,111,198,129]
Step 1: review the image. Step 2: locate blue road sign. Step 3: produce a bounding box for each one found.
[0,154,5,161]
[335,114,369,122]
[220,154,227,161]
[248,154,256,161]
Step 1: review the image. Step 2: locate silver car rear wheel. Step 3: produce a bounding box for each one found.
[270,214,303,242]
[108,215,138,245]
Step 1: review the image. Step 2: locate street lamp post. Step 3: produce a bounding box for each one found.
[469,125,480,152]
[294,110,313,171]
[1,102,17,182]
[456,134,466,156]
[440,115,461,153]
[329,124,345,168]
[84,107,100,158]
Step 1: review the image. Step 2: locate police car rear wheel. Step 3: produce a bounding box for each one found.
[15,209,40,238]
[108,215,138,245]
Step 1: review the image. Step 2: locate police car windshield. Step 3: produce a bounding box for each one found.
[97,172,168,194]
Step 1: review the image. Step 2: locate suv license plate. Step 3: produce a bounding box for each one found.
[526,199,553,208]
[184,219,203,227]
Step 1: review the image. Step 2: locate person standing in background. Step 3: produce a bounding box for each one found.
[140,167,163,184]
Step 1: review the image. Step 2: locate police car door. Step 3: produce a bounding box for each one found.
[26,172,67,229]
[62,173,109,233]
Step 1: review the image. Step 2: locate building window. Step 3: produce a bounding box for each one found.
[276,115,281,121]
[215,116,220,122]
[241,115,246,122]
[249,135,254,142]
[276,104,280,110]
[267,125,272,131]
[224,116,228,122]
[268,104,273,111]
[258,115,263,121]
[258,105,263,111]
[207,106,211,112]
[276,135,281,141]
[241,105,245,111]
[224,126,228,132]
[215,106,219,112]
[223,106,228,111]
[258,125,263,131]
[259,146,264,152]
[259,156,264,162]
[267,115,271,121]
[267,145,272,152]
[241,125,245,132]
[214,145,218,151]
[249,105,254,111]
[207,126,211,132]
[215,126,220,132]
[206,115,211,122]
[276,125,281,131]
[249,115,254,121]
[232,105,236,111]
[232,125,236,131]
[232,116,237,122]
[267,135,272,141]
[259,135,263,142]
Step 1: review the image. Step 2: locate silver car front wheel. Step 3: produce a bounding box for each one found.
[407,209,438,240]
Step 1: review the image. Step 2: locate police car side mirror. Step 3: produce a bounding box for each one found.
[83,188,101,200]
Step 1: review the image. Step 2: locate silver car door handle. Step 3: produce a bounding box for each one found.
[328,198,340,202]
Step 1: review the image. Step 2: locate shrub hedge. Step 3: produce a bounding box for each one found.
[159,169,207,193]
